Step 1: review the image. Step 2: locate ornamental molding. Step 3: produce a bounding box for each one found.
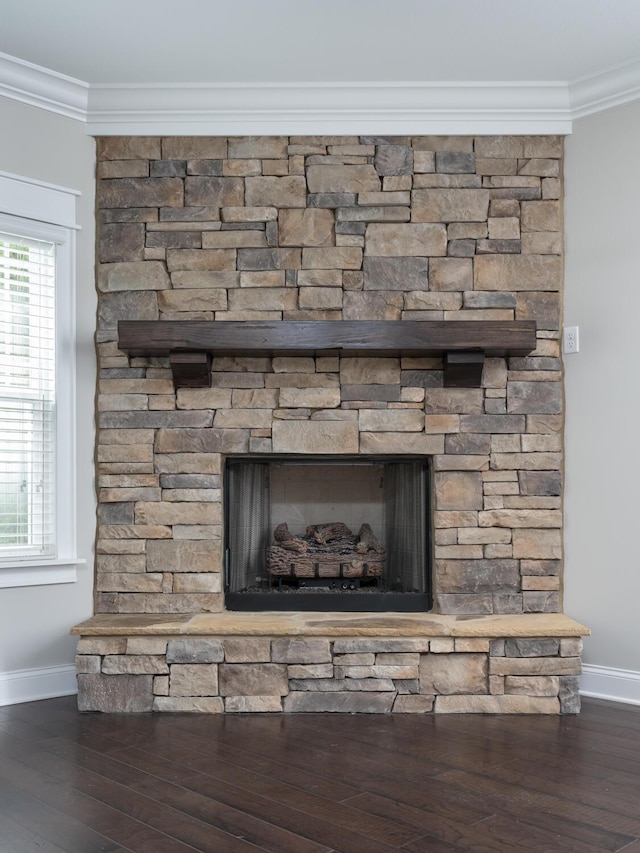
[2,50,640,134]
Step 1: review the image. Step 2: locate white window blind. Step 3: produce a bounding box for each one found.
[0,230,56,560]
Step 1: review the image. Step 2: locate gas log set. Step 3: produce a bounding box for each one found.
[267,522,386,590]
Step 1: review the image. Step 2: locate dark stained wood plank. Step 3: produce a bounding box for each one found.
[0,714,146,758]
[0,736,216,853]
[243,713,498,790]
[400,832,523,852]
[116,738,360,803]
[398,840,466,852]
[340,791,514,852]
[0,696,639,853]
[0,809,71,853]
[179,712,450,781]
[351,788,631,852]
[0,694,162,744]
[157,719,496,827]
[124,720,408,852]
[43,736,332,853]
[402,808,616,853]
[486,761,640,824]
[46,730,414,851]
[154,712,449,786]
[151,750,420,848]
[0,737,266,853]
[494,748,640,811]
[473,813,629,853]
[287,712,517,775]
[499,742,640,788]
[176,771,403,853]
[471,709,640,756]
[118,319,537,358]
[393,811,532,853]
[0,777,121,853]
[435,767,640,838]
[487,808,635,852]
[163,715,483,805]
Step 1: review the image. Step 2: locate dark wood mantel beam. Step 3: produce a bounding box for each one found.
[119,320,536,357]
[118,320,537,389]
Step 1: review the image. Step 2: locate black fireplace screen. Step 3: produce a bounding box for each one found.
[224,456,431,612]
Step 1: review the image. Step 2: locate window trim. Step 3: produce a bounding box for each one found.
[0,171,84,588]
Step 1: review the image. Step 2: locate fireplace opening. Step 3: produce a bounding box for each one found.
[224,456,431,612]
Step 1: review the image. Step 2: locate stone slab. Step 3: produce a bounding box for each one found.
[412,188,490,222]
[393,695,435,713]
[365,223,447,256]
[170,663,218,696]
[72,613,590,638]
[225,695,283,712]
[77,674,153,712]
[490,657,582,676]
[306,165,380,193]
[435,695,560,713]
[284,692,395,713]
[271,638,332,664]
[166,639,224,663]
[223,638,272,663]
[420,653,488,695]
[219,664,288,696]
[289,678,396,692]
[153,697,224,712]
[474,254,562,291]
[272,419,359,454]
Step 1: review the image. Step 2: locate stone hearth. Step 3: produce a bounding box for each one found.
[73,612,588,713]
[74,133,590,713]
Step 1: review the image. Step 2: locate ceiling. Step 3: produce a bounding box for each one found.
[2,0,640,85]
[2,0,640,134]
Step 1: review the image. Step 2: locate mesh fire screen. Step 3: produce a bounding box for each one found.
[225,457,431,612]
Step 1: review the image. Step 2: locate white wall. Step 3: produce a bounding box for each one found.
[0,98,96,703]
[564,99,640,682]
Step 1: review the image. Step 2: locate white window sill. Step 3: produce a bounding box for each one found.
[0,559,85,589]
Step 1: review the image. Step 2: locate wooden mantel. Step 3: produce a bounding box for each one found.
[117,320,537,389]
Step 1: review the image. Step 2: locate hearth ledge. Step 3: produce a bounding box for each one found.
[71,612,589,638]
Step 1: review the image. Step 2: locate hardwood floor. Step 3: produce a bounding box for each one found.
[0,696,639,852]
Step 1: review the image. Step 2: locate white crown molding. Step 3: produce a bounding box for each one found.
[0,51,88,121]
[84,81,572,136]
[2,46,640,133]
[570,57,640,120]
[580,664,640,707]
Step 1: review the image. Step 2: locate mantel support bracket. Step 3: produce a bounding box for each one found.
[443,352,485,388]
[170,353,212,388]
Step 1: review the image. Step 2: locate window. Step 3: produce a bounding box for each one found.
[0,171,83,587]
[0,230,56,559]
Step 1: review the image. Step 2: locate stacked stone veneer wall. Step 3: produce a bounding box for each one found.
[76,635,582,714]
[95,134,563,618]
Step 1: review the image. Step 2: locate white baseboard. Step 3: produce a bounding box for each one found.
[580,664,640,706]
[0,664,77,706]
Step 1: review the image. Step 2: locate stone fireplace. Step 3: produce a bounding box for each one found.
[73,133,589,714]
